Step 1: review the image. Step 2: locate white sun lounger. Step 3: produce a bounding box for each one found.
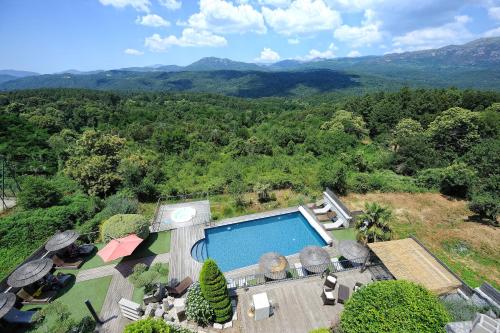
[323,219,344,230]
[313,204,332,214]
[294,262,306,277]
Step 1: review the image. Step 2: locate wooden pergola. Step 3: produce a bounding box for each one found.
[368,238,462,295]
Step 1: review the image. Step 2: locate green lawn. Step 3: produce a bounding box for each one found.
[23,275,112,332]
[331,228,357,241]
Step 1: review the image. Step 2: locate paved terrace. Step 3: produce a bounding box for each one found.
[236,268,375,333]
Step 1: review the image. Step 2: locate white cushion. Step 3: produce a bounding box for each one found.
[327,276,337,284]
[325,291,335,299]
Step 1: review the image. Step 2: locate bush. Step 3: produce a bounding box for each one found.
[469,192,499,223]
[441,297,489,322]
[340,280,450,333]
[440,163,476,198]
[186,282,215,326]
[254,182,272,203]
[18,176,62,209]
[318,161,347,195]
[309,329,331,333]
[100,213,149,241]
[199,259,232,323]
[124,318,195,333]
[128,263,168,289]
[124,318,171,333]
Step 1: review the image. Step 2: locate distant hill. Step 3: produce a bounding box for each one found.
[0,69,39,77]
[1,38,500,96]
[184,57,265,71]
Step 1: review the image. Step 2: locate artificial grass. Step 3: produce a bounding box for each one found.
[332,228,357,241]
[23,275,112,332]
[131,264,169,304]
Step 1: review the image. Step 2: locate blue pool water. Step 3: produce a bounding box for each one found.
[191,212,326,272]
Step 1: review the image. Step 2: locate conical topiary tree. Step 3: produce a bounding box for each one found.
[199,259,233,323]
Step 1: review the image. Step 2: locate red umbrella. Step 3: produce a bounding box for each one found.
[97,234,144,262]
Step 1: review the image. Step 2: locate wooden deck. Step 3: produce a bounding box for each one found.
[237,268,374,333]
[169,224,204,284]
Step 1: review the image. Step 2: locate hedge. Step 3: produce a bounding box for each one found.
[124,318,195,333]
[340,280,450,333]
[199,259,232,323]
[100,213,149,241]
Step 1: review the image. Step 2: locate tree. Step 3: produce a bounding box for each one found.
[469,192,499,224]
[340,280,450,333]
[321,110,368,139]
[426,107,480,156]
[355,202,392,244]
[392,118,423,151]
[254,182,272,203]
[65,130,125,197]
[199,259,232,323]
[318,161,347,195]
[100,214,150,241]
[18,176,62,209]
[440,163,476,198]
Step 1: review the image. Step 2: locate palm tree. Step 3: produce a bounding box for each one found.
[355,202,393,244]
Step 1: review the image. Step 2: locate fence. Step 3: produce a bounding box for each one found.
[226,256,372,290]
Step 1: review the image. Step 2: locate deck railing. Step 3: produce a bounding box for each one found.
[226,257,373,290]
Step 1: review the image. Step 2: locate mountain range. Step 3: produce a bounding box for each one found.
[1,37,499,97]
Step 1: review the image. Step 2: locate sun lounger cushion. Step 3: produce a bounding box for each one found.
[327,276,337,285]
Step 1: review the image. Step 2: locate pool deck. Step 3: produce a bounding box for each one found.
[169,224,205,284]
[236,268,374,333]
[209,206,299,229]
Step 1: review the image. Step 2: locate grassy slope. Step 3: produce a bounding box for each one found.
[342,192,500,289]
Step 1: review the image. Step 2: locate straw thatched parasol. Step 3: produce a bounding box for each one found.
[7,258,54,288]
[339,240,369,261]
[259,252,289,280]
[45,230,80,252]
[0,292,16,319]
[299,246,330,273]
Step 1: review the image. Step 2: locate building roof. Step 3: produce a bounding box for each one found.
[368,238,462,295]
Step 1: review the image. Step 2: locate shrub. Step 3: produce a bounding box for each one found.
[18,176,62,209]
[186,282,215,326]
[318,161,347,195]
[100,213,149,241]
[124,319,196,333]
[128,263,168,288]
[309,328,331,333]
[441,297,488,322]
[469,192,499,223]
[340,280,450,333]
[440,163,476,198]
[124,318,171,333]
[254,182,272,203]
[199,259,232,323]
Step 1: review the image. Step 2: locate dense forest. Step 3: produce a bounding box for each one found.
[0,87,499,278]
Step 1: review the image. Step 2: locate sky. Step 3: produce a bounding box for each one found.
[1,0,500,73]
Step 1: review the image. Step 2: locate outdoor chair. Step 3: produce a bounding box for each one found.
[324,273,337,289]
[2,307,36,325]
[52,254,83,270]
[16,288,57,305]
[321,286,336,305]
[77,244,95,256]
[166,277,193,297]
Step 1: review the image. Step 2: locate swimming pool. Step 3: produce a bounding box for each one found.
[191,211,327,272]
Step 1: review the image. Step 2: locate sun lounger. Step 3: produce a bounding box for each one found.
[166,277,193,297]
[321,286,336,305]
[323,219,344,230]
[294,262,306,277]
[52,254,83,270]
[313,204,332,215]
[2,307,36,324]
[17,288,57,305]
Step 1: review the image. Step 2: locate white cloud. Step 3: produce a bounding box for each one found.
[483,26,500,37]
[288,38,300,44]
[392,15,475,51]
[255,47,281,62]
[489,7,500,21]
[296,43,336,60]
[347,50,361,57]
[145,28,227,51]
[187,0,267,34]
[136,14,170,27]
[158,0,182,10]
[334,9,382,47]
[124,48,144,55]
[258,0,291,7]
[326,0,378,12]
[262,0,342,35]
[99,0,150,12]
